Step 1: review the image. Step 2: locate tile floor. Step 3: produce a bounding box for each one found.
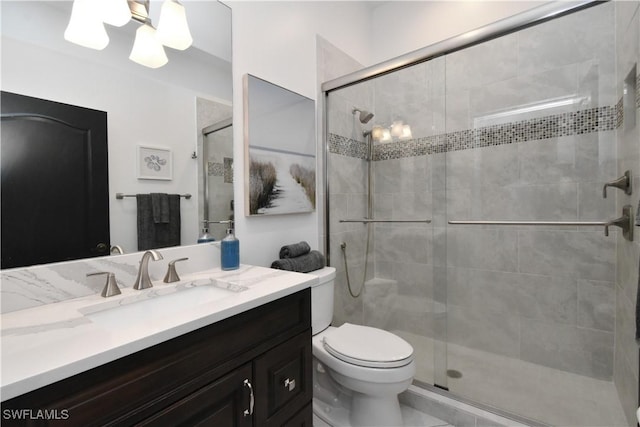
[395,330,629,427]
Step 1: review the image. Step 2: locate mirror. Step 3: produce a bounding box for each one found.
[244,74,316,216]
[196,98,233,241]
[0,0,232,267]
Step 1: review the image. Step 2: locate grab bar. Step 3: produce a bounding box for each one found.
[340,218,431,224]
[448,205,634,241]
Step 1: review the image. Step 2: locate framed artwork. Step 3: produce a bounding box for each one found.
[137,145,172,180]
[243,74,316,216]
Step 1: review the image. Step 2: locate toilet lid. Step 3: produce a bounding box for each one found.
[322,323,414,368]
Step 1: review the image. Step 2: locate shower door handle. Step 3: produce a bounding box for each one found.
[448,205,634,242]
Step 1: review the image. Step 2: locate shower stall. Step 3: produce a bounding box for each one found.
[323,1,639,426]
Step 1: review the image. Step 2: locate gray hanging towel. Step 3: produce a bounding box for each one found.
[137,194,181,251]
[151,193,170,223]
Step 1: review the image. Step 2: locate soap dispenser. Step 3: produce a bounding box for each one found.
[197,220,216,243]
[221,224,239,270]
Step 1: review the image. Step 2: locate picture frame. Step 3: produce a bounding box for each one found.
[137,145,172,180]
[243,74,316,216]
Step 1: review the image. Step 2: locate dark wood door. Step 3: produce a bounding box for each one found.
[1,91,110,269]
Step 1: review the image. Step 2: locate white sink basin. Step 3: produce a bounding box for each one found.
[80,282,238,330]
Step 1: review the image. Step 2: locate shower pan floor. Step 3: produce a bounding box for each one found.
[395,331,628,427]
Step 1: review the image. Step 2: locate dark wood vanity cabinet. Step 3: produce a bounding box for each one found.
[1,289,312,427]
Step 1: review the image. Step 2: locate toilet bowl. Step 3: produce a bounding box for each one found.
[307,267,415,427]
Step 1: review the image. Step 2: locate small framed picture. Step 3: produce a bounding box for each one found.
[137,145,172,180]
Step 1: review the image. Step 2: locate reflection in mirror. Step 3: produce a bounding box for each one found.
[244,74,316,216]
[196,98,233,241]
[0,0,232,268]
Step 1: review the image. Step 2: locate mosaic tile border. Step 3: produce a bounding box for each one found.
[207,157,233,183]
[330,105,620,161]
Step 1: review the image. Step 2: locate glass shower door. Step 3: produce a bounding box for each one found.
[441,2,627,425]
[325,59,445,388]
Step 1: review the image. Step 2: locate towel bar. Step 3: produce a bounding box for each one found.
[116,193,192,200]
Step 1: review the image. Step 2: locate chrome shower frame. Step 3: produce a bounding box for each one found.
[321,0,599,264]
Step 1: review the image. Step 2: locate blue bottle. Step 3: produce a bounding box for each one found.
[221,227,239,270]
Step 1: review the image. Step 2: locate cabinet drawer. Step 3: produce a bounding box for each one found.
[254,330,312,427]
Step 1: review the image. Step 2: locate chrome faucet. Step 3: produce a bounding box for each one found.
[133,250,163,290]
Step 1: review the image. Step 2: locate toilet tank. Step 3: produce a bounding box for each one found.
[307,267,336,335]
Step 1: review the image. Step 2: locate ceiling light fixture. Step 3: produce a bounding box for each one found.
[156,0,193,50]
[64,0,192,69]
[372,122,412,143]
[64,0,110,50]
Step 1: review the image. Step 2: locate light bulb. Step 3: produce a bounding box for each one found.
[381,129,392,143]
[64,0,109,50]
[129,23,168,69]
[400,124,412,140]
[390,121,404,138]
[157,0,193,50]
[371,126,384,142]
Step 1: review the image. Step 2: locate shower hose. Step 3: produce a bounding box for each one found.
[339,223,372,298]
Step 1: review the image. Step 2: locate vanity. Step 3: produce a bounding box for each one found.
[0,247,316,426]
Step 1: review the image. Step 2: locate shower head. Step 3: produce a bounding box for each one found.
[352,107,374,124]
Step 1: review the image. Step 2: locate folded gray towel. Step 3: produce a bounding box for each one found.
[271,250,325,273]
[279,241,311,259]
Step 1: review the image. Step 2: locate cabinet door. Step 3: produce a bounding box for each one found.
[254,330,312,426]
[137,363,254,427]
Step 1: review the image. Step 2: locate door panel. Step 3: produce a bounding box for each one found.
[1,91,109,269]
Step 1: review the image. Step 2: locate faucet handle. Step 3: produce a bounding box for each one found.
[164,257,189,283]
[87,272,121,298]
[602,170,632,198]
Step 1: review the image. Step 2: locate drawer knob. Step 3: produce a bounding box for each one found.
[284,378,296,392]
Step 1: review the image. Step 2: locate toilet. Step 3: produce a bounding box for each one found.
[308,267,415,427]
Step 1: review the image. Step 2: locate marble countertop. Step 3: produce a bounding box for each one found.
[0,265,317,401]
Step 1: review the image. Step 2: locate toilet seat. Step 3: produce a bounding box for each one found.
[322,323,414,368]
